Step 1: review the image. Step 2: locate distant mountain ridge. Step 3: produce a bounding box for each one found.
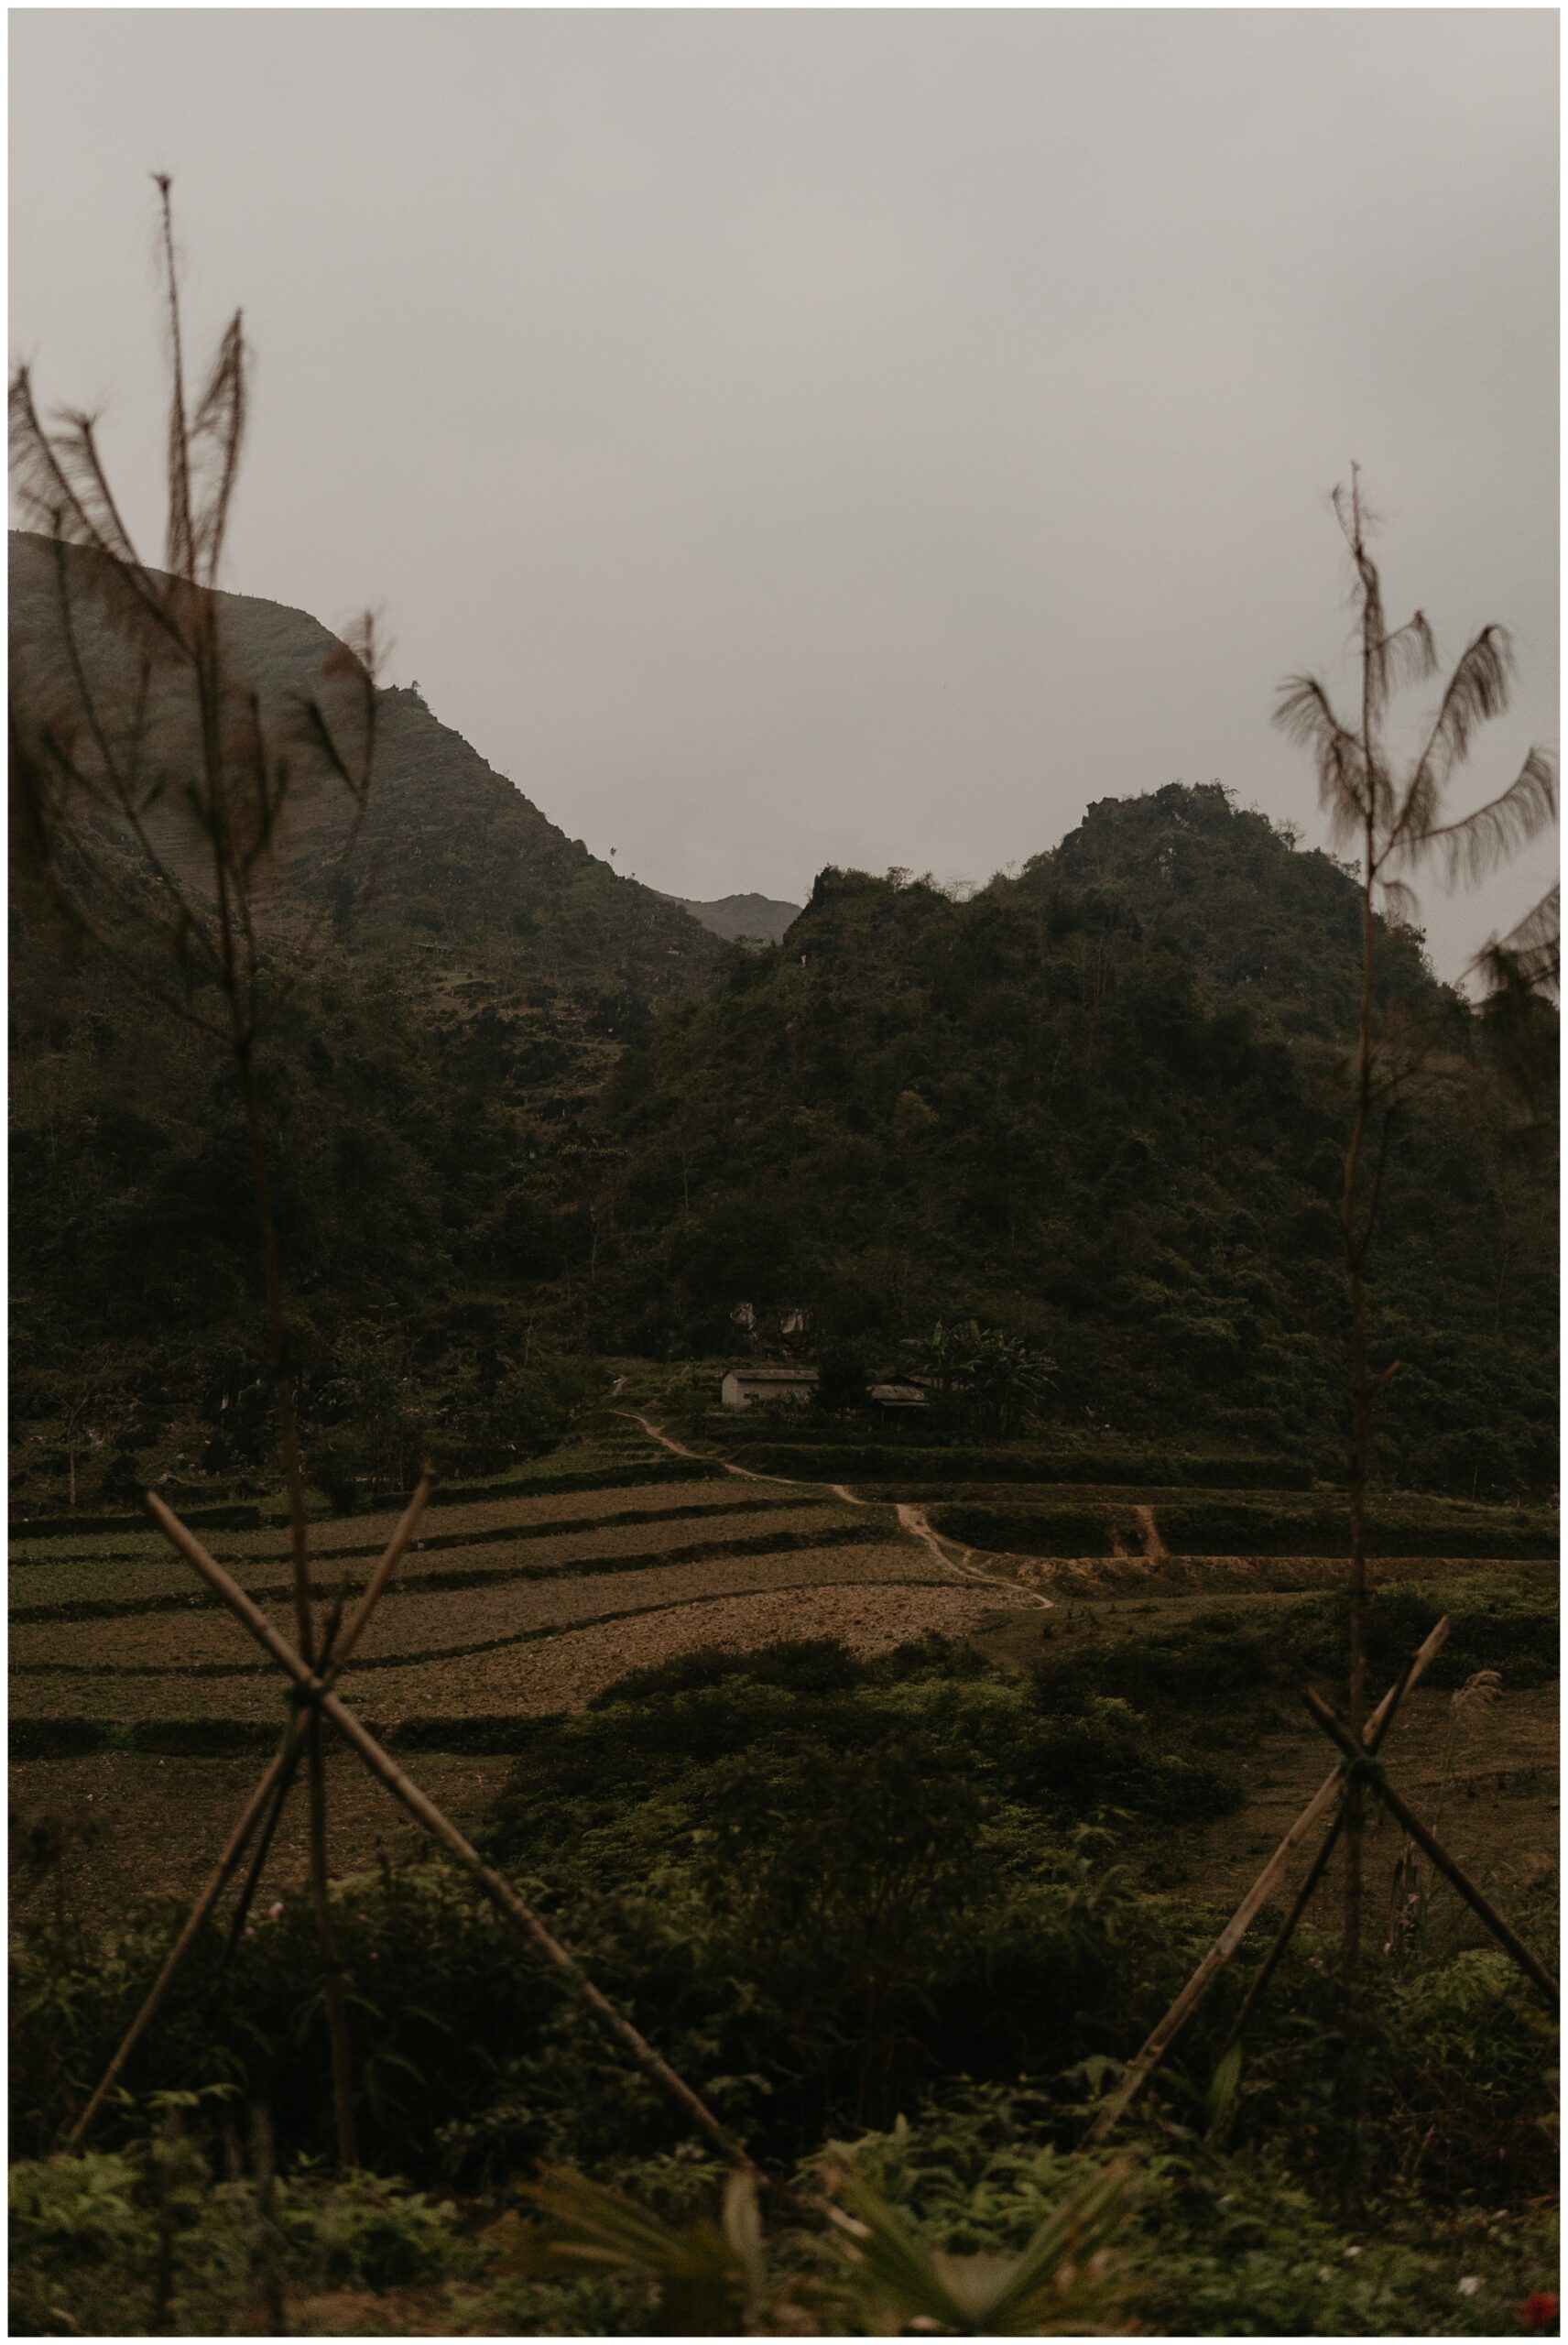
[664,891,802,946]
[8,530,718,1004]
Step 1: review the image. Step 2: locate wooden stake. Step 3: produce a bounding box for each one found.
[62,1478,432,2152]
[1304,1688,1558,2010]
[1083,1617,1450,2146]
[148,1497,761,2178]
[305,1713,359,2169]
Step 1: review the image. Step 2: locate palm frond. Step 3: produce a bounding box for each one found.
[1272,673,1369,837]
[503,2165,768,2334]
[1377,609,1439,697]
[1333,474,1384,646]
[1410,626,1516,799]
[1497,880,1561,968]
[1413,746,1557,889]
[1472,881,1561,1005]
[826,2158,1134,2334]
[155,175,198,583]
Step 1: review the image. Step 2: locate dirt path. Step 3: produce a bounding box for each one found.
[613,1410,1050,1611]
[893,1500,1053,1610]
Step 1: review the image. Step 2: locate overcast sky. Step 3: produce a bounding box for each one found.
[10,8,1558,976]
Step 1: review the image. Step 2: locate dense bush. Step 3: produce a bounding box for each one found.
[1031,1576,1559,1713]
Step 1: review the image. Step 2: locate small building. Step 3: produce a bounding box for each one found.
[868,1382,930,1414]
[721,1366,817,1411]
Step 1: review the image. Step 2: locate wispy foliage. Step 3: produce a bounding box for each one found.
[1275,473,1556,934]
[1273,466,1557,2013]
[9,177,377,1044]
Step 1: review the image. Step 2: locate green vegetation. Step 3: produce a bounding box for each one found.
[935,1492,1560,1561]
[582,788,1555,1493]
[11,753,1558,1506]
[11,1631,1559,2334]
[9,247,1553,2340]
[1031,1576,1558,1705]
[723,1437,1315,1486]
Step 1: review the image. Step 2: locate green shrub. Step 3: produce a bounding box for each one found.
[730,1443,1312,1488]
[9,2148,470,2336]
[935,1494,1558,1561]
[278,2170,463,2288]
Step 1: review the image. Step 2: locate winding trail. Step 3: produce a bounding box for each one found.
[612,1407,1051,1612]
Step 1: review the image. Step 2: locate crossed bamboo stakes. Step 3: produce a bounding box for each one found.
[66,1498,1557,2176]
[64,1477,757,2176]
[1085,1612,1559,2145]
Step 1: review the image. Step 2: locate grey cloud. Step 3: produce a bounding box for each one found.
[9,8,1556,972]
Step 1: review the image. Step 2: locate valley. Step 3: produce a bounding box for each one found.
[8,551,1557,2338]
[12,1368,1555,1947]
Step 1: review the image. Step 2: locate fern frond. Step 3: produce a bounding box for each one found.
[1414,746,1557,889]
[1410,626,1516,798]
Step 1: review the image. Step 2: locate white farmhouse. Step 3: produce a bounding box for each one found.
[720,1366,817,1410]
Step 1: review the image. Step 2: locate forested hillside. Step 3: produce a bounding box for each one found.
[9,534,716,1487]
[9,533,1556,1500]
[580,785,1556,1490]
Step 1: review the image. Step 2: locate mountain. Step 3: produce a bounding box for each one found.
[578,785,1556,1490]
[9,540,1554,1500]
[666,892,803,947]
[9,534,720,1446]
[8,531,719,1005]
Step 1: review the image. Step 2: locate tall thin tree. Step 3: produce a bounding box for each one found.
[10,180,378,2165]
[1274,468,1556,1986]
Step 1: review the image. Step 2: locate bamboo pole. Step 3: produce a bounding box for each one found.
[147,1497,761,2178]
[233,1036,354,2162]
[222,1591,344,1971]
[1083,1617,1450,2146]
[1304,1689,1558,2010]
[62,1478,432,2152]
[1218,1646,1423,2058]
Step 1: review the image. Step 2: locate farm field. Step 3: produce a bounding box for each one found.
[10,1396,1558,1947]
[9,1410,1044,1921]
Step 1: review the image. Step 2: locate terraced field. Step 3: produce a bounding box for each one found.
[9,1402,1556,1935]
[9,1416,1050,1921]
